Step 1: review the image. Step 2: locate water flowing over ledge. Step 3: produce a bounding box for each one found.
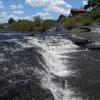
[23,35,83,100]
[0,29,100,100]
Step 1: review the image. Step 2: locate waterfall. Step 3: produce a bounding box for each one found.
[23,35,82,100]
[1,30,100,100]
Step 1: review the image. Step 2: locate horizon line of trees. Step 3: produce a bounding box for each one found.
[8,16,43,25]
[8,16,56,32]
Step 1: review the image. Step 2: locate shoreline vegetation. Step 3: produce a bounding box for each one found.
[58,8,100,29]
[0,0,100,32]
[0,8,100,32]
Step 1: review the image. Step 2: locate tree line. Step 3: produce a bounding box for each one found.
[8,16,55,32]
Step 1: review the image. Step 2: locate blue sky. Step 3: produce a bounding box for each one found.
[0,0,87,23]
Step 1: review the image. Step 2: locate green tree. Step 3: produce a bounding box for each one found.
[84,0,100,10]
[8,18,16,24]
[33,16,42,26]
[57,15,66,22]
[40,19,55,31]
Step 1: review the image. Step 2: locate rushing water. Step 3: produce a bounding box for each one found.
[0,29,100,100]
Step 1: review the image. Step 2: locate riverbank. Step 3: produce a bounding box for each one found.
[0,8,100,50]
[0,8,100,33]
[0,22,100,50]
[58,8,100,30]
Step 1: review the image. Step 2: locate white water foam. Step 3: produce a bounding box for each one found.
[25,37,81,100]
[91,27,100,33]
[21,36,81,100]
[0,53,8,63]
[27,36,78,76]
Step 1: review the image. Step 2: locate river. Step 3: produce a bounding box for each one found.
[0,28,100,100]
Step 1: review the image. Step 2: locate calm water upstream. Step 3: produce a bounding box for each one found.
[0,29,100,100]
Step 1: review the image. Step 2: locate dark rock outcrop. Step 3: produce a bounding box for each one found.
[71,35,92,46]
[79,26,91,32]
[0,78,54,100]
[74,39,92,46]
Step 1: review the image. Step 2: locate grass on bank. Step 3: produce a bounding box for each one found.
[58,8,100,29]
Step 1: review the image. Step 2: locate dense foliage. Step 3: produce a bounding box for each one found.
[33,16,42,26]
[39,19,55,31]
[8,18,16,24]
[0,24,4,29]
[9,16,55,32]
[84,0,100,10]
[10,20,35,31]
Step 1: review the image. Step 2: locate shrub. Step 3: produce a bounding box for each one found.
[78,16,92,26]
[57,15,66,22]
[10,20,35,31]
[33,16,42,26]
[39,19,55,31]
[8,18,16,24]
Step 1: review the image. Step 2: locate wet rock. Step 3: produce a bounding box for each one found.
[55,27,63,31]
[74,39,91,46]
[86,43,100,50]
[71,26,91,33]
[71,35,92,46]
[0,78,54,100]
[0,79,10,97]
[79,26,91,32]
[0,43,54,100]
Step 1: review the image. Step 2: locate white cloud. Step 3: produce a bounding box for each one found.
[10,4,24,15]
[0,11,19,21]
[45,5,71,15]
[26,0,72,16]
[0,1,4,8]
[0,12,11,23]
[0,11,30,23]
[13,10,24,14]
[7,14,29,20]
[7,14,31,21]
[8,14,19,19]
[0,12,19,20]
[83,0,88,5]
[10,4,23,10]
[26,0,66,7]
[23,16,31,20]
[26,0,46,6]
[34,12,52,19]
[0,11,7,18]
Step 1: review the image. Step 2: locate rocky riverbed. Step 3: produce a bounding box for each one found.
[0,25,100,100]
[65,24,100,50]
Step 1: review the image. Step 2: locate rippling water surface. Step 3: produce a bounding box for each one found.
[0,29,100,100]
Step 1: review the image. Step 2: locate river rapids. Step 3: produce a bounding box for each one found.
[0,28,100,100]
